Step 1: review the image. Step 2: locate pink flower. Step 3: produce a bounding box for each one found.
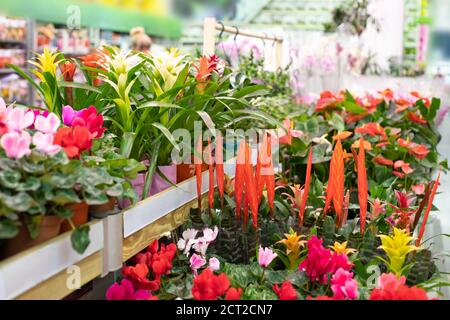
[208,257,220,271]
[331,268,359,300]
[412,184,425,195]
[190,253,206,276]
[202,226,219,243]
[1,131,31,159]
[62,105,79,126]
[258,246,277,268]
[34,113,61,134]
[106,278,154,300]
[72,106,106,139]
[394,190,415,209]
[394,160,414,175]
[6,108,34,132]
[32,132,61,156]
[299,236,352,284]
[279,119,303,145]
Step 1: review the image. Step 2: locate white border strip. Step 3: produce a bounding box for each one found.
[0,220,104,300]
[123,162,236,238]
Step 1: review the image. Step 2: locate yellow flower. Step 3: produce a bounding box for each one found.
[330,241,357,255]
[277,229,306,270]
[378,227,420,276]
[151,48,186,92]
[29,48,61,80]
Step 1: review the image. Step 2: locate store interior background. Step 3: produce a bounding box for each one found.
[1,0,450,296]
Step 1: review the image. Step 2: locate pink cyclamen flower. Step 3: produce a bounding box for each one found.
[190,253,206,276]
[202,226,219,243]
[258,246,277,268]
[208,257,220,271]
[106,278,153,300]
[331,268,359,300]
[62,105,79,126]
[1,131,31,159]
[177,228,199,256]
[32,132,61,156]
[34,113,61,134]
[6,108,34,132]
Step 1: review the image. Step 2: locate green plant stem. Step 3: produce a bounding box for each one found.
[259,268,266,285]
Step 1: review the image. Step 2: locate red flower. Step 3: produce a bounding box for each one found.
[273,281,298,300]
[53,126,92,158]
[192,269,230,300]
[299,236,352,284]
[72,106,106,139]
[394,160,414,175]
[355,122,387,140]
[315,91,343,112]
[369,273,430,300]
[411,91,431,108]
[106,278,156,300]
[122,263,160,291]
[407,112,427,124]
[225,287,243,300]
[307,295,333,300]
[151,243,177,279]
[373,156,394,167]
[397,139,430,160]
[409,144,429,160]
[59,61,76,82]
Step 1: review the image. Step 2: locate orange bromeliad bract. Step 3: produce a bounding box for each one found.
[416,172,441,246]
[235,141,259,230]
[216,133,225,206]
[207,139,215,210]
[357,137,368,234]
[256,134,275,216]
[195,135,203,212]
[324,139,345,227]
[299,147,313,227]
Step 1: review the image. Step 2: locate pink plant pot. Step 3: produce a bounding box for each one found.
[118,165,177,209]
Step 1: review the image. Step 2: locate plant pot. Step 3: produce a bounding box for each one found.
[60,202,89,234]
[1,216,63,259]
[118,165,177,209]
[89,207,121,220]
[89,197,117,215]
[177,163,209,183]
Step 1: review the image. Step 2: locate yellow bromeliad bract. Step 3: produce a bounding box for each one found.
[378,227,420,277]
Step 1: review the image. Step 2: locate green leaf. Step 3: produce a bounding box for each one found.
[0,220,19,239]
[0,192,35,212]
[59,81,102,94]
[71,225,91,254]
[0,170,21,188]
[51,189,80,205]
[55,206,74,219]
[152,123,181,152]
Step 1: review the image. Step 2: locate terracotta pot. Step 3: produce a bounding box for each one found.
[89,197,117,215]
[60,202,89,234]
[1,216,63,259]
[176,163,208,183]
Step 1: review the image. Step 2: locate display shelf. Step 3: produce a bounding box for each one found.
[0,160,237,299]
[0,220,104,300]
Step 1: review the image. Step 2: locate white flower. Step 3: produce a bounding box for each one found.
[177,228,199,255]
[202,226,219,243]
[208,257,220,271]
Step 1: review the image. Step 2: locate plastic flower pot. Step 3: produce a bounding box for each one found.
[60,202,89,234]
[89,197,117,216]
[1,216,64,259]
[118,165,177,209]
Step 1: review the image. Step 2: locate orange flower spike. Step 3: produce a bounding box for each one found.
[195,135,203,212]
[357,137,368,234]
[243,143,259,229]
[331,139,345,224]
[216,133,225,204]
[416,172,441,246]
[323,152,335,217]
[342,190,351,227]
[207,139,215,211]
[299,147,313,227]
[333,131,353,141]
[235,141,246,219]
[258,134,275,215]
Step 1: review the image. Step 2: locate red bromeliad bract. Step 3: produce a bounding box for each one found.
[357,136,368,234]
